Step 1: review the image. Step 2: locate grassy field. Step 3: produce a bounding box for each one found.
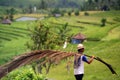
[0,11,120,80]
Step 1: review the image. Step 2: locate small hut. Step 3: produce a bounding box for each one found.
[2,19,12,25]
[71,33,86,44]
[53,14,61,17]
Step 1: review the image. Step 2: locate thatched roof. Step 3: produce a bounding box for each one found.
[2,19,12,24]
[72,33,86,40]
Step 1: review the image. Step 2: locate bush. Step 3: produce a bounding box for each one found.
[101,18,107,26]
[74,10,80,16]
[84,12,89,16]
[68,11,72,16]
[0,16,3,20]
[51,8,61,14]
[2,66,46,80]
[60,11,64,16]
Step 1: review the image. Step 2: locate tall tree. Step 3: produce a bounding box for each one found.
[38,0,47,9]
[5,8,16,21]
[27,21,55,74]
[57,23,70,42]
[27,21,71,74]
[28,4,33,13]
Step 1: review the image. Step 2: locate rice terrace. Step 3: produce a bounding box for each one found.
[0,0,120,80]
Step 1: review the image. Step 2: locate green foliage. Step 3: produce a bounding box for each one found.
[27,21,71,50]
[68,11,72,16]
[38,0,47,10]
[74,10,79,16]
[84,12,89,16]
[0,11,120,80]
[0,16,4,20]
[27,21,57,50]
[0,0,120,10]
[2,66,46,80]
[28,5,33,14]
[101,18,107,26]
[31,23,51,49]
[57,22,71,43]
[51,8,61,15]
[5,8,17,21]
[26,21,71,74]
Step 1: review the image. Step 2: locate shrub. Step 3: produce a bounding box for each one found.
[0,16,3,20]
[84,12,89,16]
[51,8,61,15]
[2,66,46,80]
[101,18,107,26]
[68,11,72,16]
[74,10,80,16]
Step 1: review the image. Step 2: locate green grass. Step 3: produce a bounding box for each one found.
[45,11,119,40]
[91,11,120,18]
[102,24,120,40]
[44,11,120,80]
[0,22,30,65]
[46,40,120,80]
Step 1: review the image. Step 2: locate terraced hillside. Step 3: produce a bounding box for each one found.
[0,25,28,42]
[0,11,120,80]
[0,22,30,64]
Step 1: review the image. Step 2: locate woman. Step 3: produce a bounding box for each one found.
[74,44,94,80]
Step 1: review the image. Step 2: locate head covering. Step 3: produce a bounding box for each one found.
[77,44,84,49]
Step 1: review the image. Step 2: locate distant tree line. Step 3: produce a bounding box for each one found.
[0,0,120,10]
[84,0,120,10]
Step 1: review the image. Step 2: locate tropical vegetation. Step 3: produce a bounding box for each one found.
[0,0,120,80]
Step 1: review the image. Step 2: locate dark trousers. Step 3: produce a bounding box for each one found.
[74,74,84,80]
